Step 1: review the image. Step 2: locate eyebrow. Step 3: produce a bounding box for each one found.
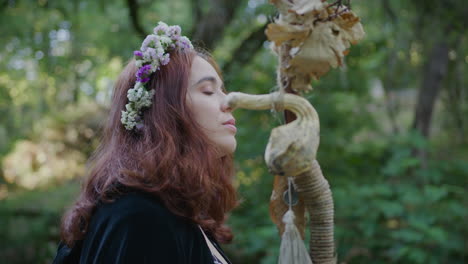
[193,76,225,91]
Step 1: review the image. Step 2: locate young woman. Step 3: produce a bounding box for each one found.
[53,22,239,264]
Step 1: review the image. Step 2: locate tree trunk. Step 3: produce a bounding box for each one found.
[411,40,450,165]
[412,41,450,138]
[190,0,243,51]
[444,43,465,144]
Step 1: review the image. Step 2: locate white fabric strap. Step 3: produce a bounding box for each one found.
[198,225,229,264]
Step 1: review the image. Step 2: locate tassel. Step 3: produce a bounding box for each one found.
[278,178,313,264]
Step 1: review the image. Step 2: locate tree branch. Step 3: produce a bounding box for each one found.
[381,0,397,23]
[190,0,203,27]
[222,23,268,78]
[190,0,244,51]
[126,0,146,37]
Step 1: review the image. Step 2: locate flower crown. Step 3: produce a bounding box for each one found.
[120,21,193,131]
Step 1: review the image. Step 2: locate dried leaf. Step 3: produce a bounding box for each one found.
[290,0,324,15]
[290,22,348,78]
[289,10,365,79]
[269,1,365,82]
[266,23,310,47]
[335,11,365,44]
[337,12,360,28]
[291,73,313,92]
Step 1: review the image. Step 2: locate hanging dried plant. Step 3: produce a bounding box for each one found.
[266,0,365,87]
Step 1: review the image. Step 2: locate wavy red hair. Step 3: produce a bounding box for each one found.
[60,48,240,247]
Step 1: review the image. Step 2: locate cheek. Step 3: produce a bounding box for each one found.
[195,95,218,112]
[191,98,219,128]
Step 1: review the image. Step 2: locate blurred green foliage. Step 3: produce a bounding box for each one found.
[1,0,467,263]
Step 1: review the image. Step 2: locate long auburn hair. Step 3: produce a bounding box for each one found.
[60,47,240,247]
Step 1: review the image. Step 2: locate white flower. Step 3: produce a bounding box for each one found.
[168,25,181,37]
[156,46,165,57]
[135,60,143,68]
[123,22,193,130]
[145,47,158,61]
[159,35,172,47]
[141,35,160,51]
[134,82,143,89]
[154,40,163,51]
[159,53,170,65]
[125,103,133,111]
[153,22,169,35]
[134,89,154,109]
[121,109,138,130]
[177,36,193,49]
[150,61,160,72]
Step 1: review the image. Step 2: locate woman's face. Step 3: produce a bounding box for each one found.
[186,56,237,156]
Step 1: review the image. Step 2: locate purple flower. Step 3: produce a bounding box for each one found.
[136,64,153,82]
[140,64,152,74]
[136,68,144,77]
[134,51,143,57]
[177,37,192,50]
[136,123,144,130]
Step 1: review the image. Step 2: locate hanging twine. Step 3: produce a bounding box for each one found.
[278,177,313,264]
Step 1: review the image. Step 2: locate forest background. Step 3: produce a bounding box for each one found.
[0,0,467,263]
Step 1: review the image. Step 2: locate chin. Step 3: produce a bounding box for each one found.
[221,144,236,155]
[217,138,237,156]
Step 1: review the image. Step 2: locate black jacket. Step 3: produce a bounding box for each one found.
[52,191,232,264]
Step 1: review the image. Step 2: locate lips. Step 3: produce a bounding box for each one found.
[222,118,236,126]
[223,118,237,133]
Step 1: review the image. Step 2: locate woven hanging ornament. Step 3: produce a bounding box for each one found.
[278,177,313,264]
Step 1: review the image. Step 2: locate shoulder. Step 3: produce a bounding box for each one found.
[95,192,177,223]
[88,191,198,240]
[79,191,201,263]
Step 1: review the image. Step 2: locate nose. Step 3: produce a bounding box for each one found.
[221,95,233,112]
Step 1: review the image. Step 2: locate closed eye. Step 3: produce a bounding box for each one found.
[203,91,214,95]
